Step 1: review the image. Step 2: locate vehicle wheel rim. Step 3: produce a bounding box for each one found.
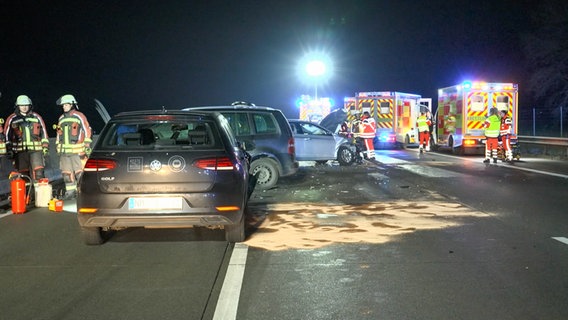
[253,166,271,185]
[340,148,352,162]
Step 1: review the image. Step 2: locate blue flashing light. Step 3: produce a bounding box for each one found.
[462,81,472,90]
[296,95,313,108]
[377,133,396,143]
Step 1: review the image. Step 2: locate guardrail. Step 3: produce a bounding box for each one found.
[518,135,568,158]
[518,136,568,146]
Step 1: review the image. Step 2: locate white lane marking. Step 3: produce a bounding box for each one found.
[213,243,248,320]
[428,151,568,179]
[0,212,11,219]
[397,164,466,178]
[374,154,464,178]
[552,237,568,245]
[63,199,78,213]
[495,165,568,179]
[374,154,411,165]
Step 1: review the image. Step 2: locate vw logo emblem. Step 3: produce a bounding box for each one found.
[168,155,186,172]
[149,160,162,172]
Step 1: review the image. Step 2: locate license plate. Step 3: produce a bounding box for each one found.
[128,197,183,210]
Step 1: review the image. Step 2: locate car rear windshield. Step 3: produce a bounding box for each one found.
[96,118,224,150]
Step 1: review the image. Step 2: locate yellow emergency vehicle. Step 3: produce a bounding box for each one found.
[344,91,431,149]
[433,81,518,155]
[297,95,332,123]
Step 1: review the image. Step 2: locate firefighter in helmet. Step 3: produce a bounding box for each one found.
[358,111,376,160]
[4,95,50,186]
[55,94,92,198]
[482,107,501,163]
[499,109,513,162]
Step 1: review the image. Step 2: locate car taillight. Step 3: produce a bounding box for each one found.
[193,157,235,171]
[288,137,295,155]
[84,159,117,172]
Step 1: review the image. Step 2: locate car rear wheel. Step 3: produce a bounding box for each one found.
[337,146,355,166]
[81,227,104,245]
[399,135,410,149]
[449,136,464,155]
[225,214,245,242]
[250,158,278,189]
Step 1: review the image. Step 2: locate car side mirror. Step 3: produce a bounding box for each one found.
[237,140,247,151]
[240,139,255,150]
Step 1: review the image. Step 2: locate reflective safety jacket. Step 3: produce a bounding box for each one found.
[483,114,501,138]
[4,112,49,152]
[0,118,5,155]
[358,116,376,139]
[500,116,512,135]
[416,115,431,133]
[56,109,92,154]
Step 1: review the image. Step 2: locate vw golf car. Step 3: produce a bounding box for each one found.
[76,109,251,244]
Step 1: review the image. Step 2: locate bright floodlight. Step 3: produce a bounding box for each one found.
[297,52,333,83]
[297,52,333,101]
[306,60,326,77]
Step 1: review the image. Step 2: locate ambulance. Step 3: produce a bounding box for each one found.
[433,81,518,154]
[344,91,432,148]
[297,95,332,123]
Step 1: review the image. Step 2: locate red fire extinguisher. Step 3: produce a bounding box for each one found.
[10,172,31,214]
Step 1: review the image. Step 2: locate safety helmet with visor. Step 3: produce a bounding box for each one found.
[15,95,33,114]
[57,94,79,110]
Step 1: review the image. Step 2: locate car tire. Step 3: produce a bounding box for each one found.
[81,227,104,245]
[250,158,278,189]
[337,146,355,166]
[225,214,245,242]
[399,135,410,149]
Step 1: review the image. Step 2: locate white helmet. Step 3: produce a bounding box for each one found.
[57,94,78,109]
[15,95,33,106]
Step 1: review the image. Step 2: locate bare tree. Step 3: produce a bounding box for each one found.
[523,0,568,109]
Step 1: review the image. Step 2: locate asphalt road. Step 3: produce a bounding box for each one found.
[1,149,567,319]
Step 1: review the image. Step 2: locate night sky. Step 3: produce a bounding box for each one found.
[2,0,538,133]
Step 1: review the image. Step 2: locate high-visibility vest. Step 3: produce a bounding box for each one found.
[4,113,49,152]
[0,134,6,155]
[416,115,430,132]
[55,110,92,154]
[484,115,501,138]
[0,118,5,155]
